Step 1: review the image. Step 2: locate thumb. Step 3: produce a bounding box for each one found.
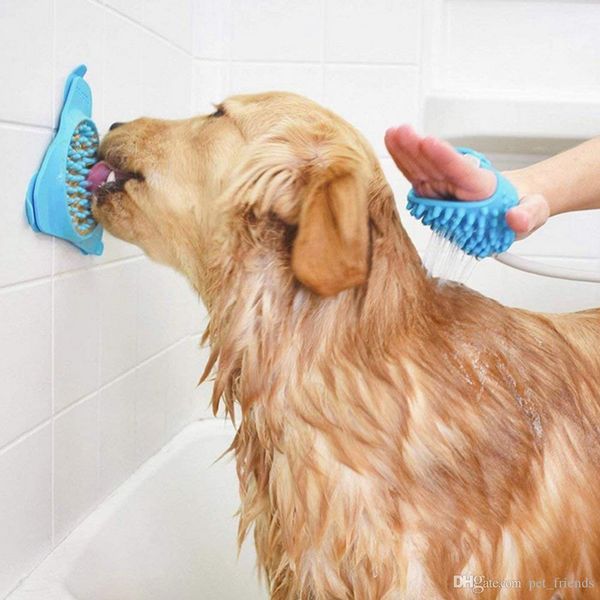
[506,194,550,240]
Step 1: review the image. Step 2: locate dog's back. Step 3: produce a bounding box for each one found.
[547,308,600,370]
[235,274,600,599]
[410,285,600,599]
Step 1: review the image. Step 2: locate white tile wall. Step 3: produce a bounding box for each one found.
[192,61,230,113]
[230,62,324,102]
[2,0,599,597]
[0,426,52,597]
[0,283,52,449]
[0,1,53,127]
[98,371,138,497]
[193,0,231,59]
[230,0,323,62]
[324,65,419,157]
[134,347,173,461]
[54,0,106,127]
[438,0,600,95]
[103,0,145,23]
[54,270,102,412]
[98,261,140,384]
[143,0,194,52]
[0,2,209,597]
[141,37,193,119]
[102,11,144,133]
[53,395,100,544]
[324,0,421,65]
[136,261,196,361]
[0,127,53,287]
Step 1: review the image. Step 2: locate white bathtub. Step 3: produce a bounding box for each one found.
[8,420,267,600]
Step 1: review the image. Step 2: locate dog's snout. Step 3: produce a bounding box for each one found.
[109,122,125,131]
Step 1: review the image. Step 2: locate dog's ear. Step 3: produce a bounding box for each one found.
[229,124,371,296]
[291,170,369,296]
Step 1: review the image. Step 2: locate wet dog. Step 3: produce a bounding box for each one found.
[93,92,600,599]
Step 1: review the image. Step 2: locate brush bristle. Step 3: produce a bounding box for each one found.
[407,199,515,258]
[66,120,98,236]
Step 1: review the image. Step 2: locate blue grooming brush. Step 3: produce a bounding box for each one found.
[406,148,518,258]
[25,65,103,255]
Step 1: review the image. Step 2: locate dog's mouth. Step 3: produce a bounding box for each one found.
[87,161,144,201]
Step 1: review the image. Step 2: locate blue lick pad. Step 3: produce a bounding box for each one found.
[406,148,518,258]
[25,65,104,255]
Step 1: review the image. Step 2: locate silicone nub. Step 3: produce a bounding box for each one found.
[66,119,99,236]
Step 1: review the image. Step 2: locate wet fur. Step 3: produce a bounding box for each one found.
[95,93,600,599]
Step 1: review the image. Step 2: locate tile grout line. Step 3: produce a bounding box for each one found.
[139,0,147,115]
[87,0,191,56]
[191,57,230,65]
[94,0,110,511]
[0,120,54,133]
[99,0,108,138]
[52,252,144,279]
[228,58,420,67]
[226,0,233,93]
[50,242,56,550]
[417,0,427,131]
[0,254,145,294]
[56,336,191,420]
[189,13,195,116]
[321,0,326,101]
[2,250,599,299]
[188,0,194,59]
[50,0,57,551]
[0,417,54,462]
[132,259,141,474]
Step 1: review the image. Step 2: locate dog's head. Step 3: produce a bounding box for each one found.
[93,92,386,299]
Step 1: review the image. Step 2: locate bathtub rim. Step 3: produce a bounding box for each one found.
[6,419,237,600]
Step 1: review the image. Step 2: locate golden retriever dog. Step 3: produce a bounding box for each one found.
[92,93,600,599]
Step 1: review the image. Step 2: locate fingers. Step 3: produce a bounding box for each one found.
[386,126,453,198]
[419,136,496,201]
[384,125,411,178]
[386,126,497,201]
[506,194,550,239]
[385,125,429,188]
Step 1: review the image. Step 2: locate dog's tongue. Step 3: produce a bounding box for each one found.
[86,161,112,192]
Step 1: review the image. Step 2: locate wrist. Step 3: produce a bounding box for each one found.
[503,169,530,199]
[503,169,558,217]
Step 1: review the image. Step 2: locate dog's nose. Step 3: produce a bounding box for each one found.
[109,122,124,131]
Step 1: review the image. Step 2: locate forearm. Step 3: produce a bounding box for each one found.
[505,137,600,216]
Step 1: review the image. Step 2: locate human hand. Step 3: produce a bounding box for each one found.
[384,125,549,239]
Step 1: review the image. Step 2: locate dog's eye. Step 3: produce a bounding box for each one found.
[210,106,225,118]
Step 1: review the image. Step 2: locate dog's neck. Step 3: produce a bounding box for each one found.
[197,182,433,421]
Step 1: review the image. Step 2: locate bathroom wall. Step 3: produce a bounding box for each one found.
[0,1,210,597]
[2,0,600,597]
